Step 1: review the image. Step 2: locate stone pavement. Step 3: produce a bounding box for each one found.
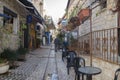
[0,44,75,80]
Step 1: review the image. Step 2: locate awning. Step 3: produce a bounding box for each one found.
[36,23,44,30]
[18,0,33,7]
[4,7,17,17]
[18,0,44,24]
[32,14,42,23]
[0,13,11,19]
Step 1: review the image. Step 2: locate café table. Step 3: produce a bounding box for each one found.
[78,66,102,80]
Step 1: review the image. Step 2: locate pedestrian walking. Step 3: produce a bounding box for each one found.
[54,37,59,52]
[62,39,69,61]
[63,40,69,49]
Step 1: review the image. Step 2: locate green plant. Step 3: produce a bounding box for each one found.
[36,38,42,48]
[0,58,7,64]
[57,33,65,43]
[0,48,18,68]
[0,48,18,61]
[96,13,99,17]
[17,46,28,55]
[16,46,28,61]
[21,23,27,30]
[36,38,40,45]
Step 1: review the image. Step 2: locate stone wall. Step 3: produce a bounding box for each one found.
[78,0,118,37]
[67,0,80,19]
[92,57,119,80]
[0,1,3,26]
[1,34,20,50]
[92,2,118,31]
[80,55,120,80]
[32,0,44,16]
[79,19,90,36]
[77,0,120,79]
[0,0,25,52]
[78,0,119,58]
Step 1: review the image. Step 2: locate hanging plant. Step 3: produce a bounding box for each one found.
[0,28,3,39]
[18,31,23,36]
[21,23,27,30]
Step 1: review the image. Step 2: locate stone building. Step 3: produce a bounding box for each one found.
[18,0,45,49]
[0,0,45,51]
[31,0,44,17]
[0,0,28,51]
[65,0,120,80]
[44,15,55,45]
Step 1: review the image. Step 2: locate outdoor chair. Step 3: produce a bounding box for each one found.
[66,51,77,75]
[114,68,120,80]
[74,57,85,80]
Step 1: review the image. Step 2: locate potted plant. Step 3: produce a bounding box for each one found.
[17,46,28,61]
[0,58,9,74]
[0,48,18,69]
[0,48,15,74]
[36,38,41,48]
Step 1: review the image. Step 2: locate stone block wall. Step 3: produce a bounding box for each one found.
[78,0,120,79]
[92,57,119,80]
[67,0,80,19]
[0,0,25,52]
[94,0,118,30]
[78,0,118,37]
[80,55,120,80]
[92,6,118,31]
[1,34,20,50]
[79,19,90,36]
[0,1,3,27]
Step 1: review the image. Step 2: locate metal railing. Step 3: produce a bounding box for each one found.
[78,28,120,64]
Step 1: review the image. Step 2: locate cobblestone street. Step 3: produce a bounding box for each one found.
[0,44,75,80]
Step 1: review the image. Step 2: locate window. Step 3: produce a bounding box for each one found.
[3,7,17,26]
[92,28,119,64]
[100,0,107,9]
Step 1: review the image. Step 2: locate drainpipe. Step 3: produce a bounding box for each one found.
[90,8,92,66]
[89,0,102,66]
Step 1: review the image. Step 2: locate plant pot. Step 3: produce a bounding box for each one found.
[0,62,9,74]
[18,54,26,61]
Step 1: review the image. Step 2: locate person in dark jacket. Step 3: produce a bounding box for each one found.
[62,39,69,61]
[54,37,59,52]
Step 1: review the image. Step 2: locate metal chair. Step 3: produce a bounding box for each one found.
[114,68,120,80]
[66,51,77,75]
[62,47,68,61]
[74,57,85,80]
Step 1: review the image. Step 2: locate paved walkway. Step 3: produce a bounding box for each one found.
[0,44,75,80]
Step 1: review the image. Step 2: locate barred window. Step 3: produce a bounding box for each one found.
[100,0,107,9]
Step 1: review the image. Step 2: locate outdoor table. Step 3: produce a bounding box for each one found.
[78,66,102,80]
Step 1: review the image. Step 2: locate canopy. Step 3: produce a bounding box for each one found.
[0,13,11,19]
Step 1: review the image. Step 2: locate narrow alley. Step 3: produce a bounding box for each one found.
[0,44,75,80]
[1,0,120,80]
